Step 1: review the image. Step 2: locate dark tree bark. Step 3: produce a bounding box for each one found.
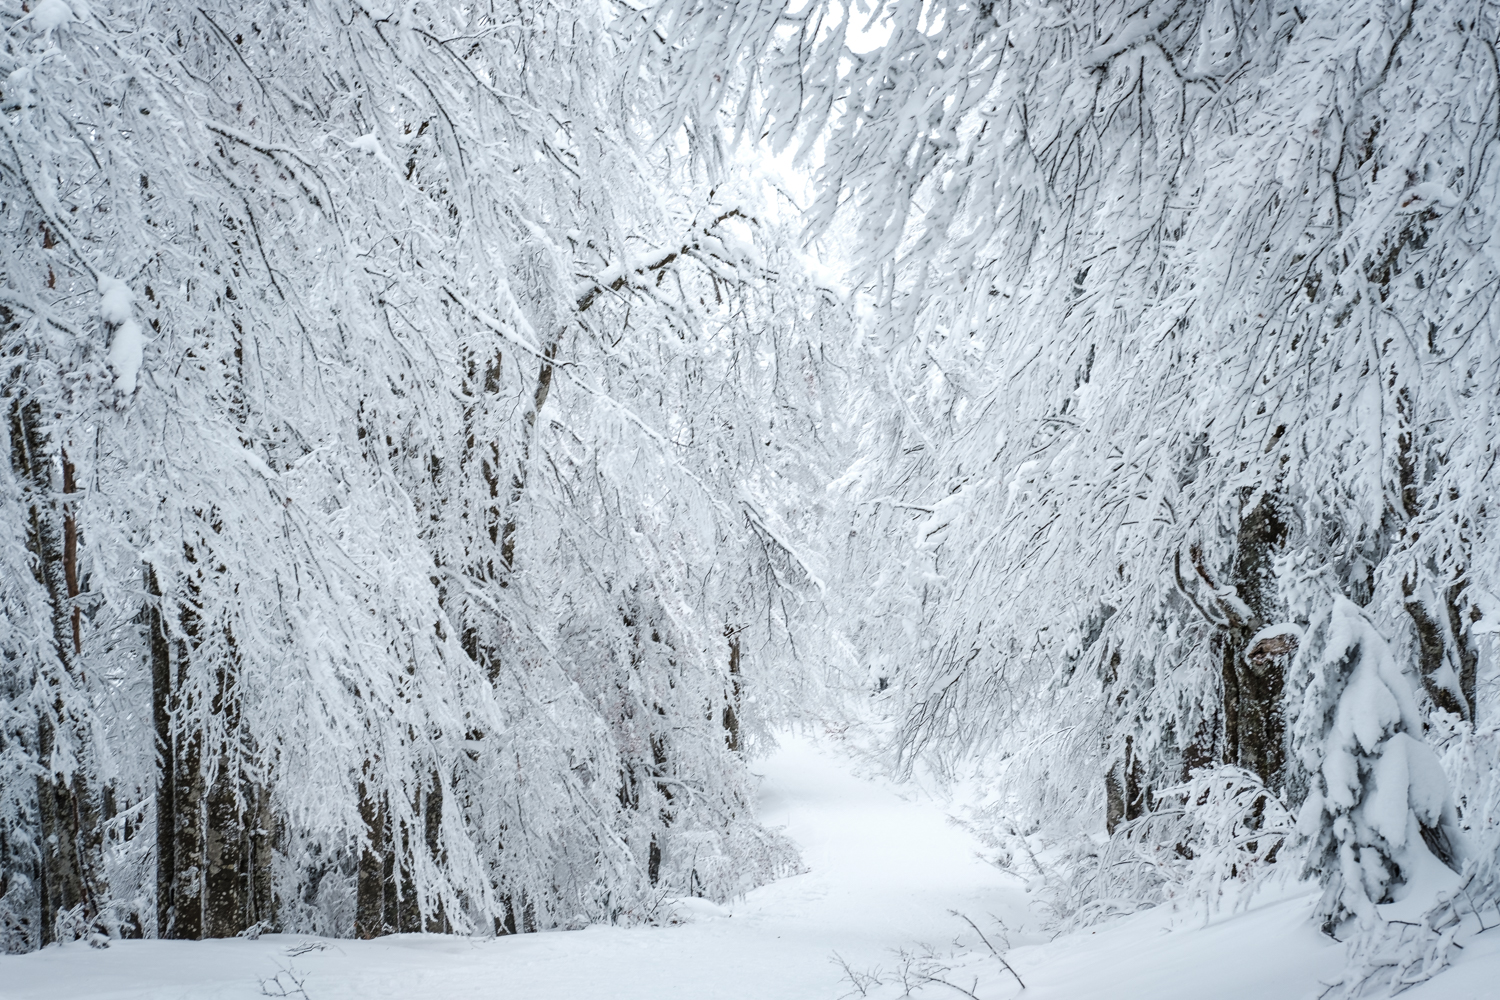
[1225,493,1290,789]
[167,569,209,939]
[355,782,387,939]
[1104,734,1147,835]
[152,564,273,939]
[496,895,519,936]
[1404,584,1472,719]
[1218,643,1241,769]
[651,715,673,892]
[169,660,205,941]
[647,837,662,888]
[8,388,101,944]
[1449,588,1480,721]
[1393,398,1477,722]
[60,452,82,657]
[422,772,447,932]
[204,766,243,938]
[1181,488,1291,792]
[34,724,100,943]
[381,829,399,934]
[148,567,176,937]
[203,627,275,937]
[248,782,276,929]
[723,627,743,754]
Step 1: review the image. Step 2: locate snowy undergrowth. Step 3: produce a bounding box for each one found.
[829,693,1500,1000]
[934,762,1500,999]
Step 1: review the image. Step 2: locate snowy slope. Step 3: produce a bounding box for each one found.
[6,734,1498,1000]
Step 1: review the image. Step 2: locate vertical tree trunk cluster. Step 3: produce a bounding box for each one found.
[1220,492,1292,792]
[355,776,446,939]
[149,568,274,940]
[7,378,102,945]
[7,309,281,945]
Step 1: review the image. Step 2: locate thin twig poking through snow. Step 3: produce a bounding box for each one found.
[833,913,1027,1000]
[952,910,1026,990]
[832,951,883,998]
[259,962,311,999]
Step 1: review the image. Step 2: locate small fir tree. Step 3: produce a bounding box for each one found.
[1289,597,1465,934]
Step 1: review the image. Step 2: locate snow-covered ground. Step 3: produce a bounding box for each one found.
[8,734,1499,1000]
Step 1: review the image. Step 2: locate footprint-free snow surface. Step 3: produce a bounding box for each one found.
[8,734,1499,999]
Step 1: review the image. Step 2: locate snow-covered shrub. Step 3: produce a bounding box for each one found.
[1288,597,1466,934]
[1437,718,1500,864]
[665,822,802,904]
[1157,766,1295,913]
[1317,721,1500,994]
[1013,764,1293,929]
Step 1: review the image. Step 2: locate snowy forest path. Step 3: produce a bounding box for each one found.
[5,733,1023,1000]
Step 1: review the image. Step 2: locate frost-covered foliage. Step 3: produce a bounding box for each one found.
[5,0,1499,984]
[974,763,1292,931]
[1,0,845,949]
[645,0,1500,979]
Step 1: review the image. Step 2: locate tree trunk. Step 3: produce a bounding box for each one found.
[499,338,562,576]
[170,582,207,940]
[1189,489,1290,791]
[355,782,387,939]
[423,771,447,933]
[204,628,260,939]
[647,837,662,888]
[153,566,272,939]
[34,723,100,943]
[203,765,243,938]
[169,670,204,940]
[1217,640,1241,769]
[1104,734,1147,835]
[248,782,276,929]
[1393,393,1477,721]
[60,452,82,657]
[148,567,175,937]
[1226,492,1289,790]
[723,627,742,754]
[1404,583,1471,719]
[649,727,672,888]
[1448,585,1479,721]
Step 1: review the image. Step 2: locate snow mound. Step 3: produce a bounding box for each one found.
[30,0,73,32]
[99,275,145,395]
[659,896,733,924]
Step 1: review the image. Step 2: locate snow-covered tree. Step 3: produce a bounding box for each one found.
[1,0,846,949]
[1289,597,1465,932]
[643,0,1500,958]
